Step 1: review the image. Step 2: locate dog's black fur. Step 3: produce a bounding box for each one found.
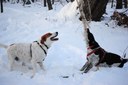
[81,29,128,73]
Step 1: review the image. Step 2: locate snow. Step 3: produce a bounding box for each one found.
[0,1,128,85]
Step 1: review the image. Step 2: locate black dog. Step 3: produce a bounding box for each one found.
[80,29,128,73]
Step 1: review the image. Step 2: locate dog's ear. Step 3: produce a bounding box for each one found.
[40,33,52,44]
[40,35,47,44]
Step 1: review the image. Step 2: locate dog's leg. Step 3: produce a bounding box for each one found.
[38,62,45,71]
[9,60,14,71]
[83,63,93,73]
[22,62,25,66]
[31,60,37,78]
[80,61,90,71]
[8,55,15,71]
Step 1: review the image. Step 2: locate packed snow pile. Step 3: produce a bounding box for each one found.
[0,1,128,85]
[57,1,79,20]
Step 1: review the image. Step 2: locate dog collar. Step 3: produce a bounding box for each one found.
[30,44,32,58]
[34,41,47,55]
[43,42,49,49]
[87,47,100,57]
[87,47,106,66]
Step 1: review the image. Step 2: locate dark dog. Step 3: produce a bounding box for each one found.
[80,29,128,73]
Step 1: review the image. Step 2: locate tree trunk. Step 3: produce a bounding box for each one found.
[82,0,109,21]
[124,0,127,8]
[52,0,54,4]
[31,0,34,2]
[44,0,47,7]
[71,0,74,2]
[111,0,114,8]
[91,0,109,21]
[116,0,122,9]
[0,0,3,13]
[47,0,53,10]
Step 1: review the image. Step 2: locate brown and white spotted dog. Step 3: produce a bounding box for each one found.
[80,29,128,73]
[0,32,59,77]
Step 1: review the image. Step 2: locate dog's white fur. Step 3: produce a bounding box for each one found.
[87,48,100,71]
[0,32,58,77]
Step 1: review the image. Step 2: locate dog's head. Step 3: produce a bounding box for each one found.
[87,29,100,49]
[40,32,59,46]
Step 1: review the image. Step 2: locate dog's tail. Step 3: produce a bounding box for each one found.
[123,53,128,62]
[123,59,128,63]
[123,53,128,64]
[123,46,128,58]
[0,43,8,49]
[118,58,128,68]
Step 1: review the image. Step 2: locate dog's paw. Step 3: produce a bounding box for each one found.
[41,67,45,71]
[30,75,34,79]
[92,67,99,71]
[31,73,35,79]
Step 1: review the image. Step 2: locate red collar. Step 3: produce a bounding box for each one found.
[87,46,106,66]
[87,47,100,57]
[87,45,94,49]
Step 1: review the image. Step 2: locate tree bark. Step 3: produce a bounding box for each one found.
[81,0,109,21]
[47,0,53,10]
[52,0,54,4]
[70,0,74,2]
[124,0,127,8]
[0,0,3,13]
[111,0,114,8]
[116,0,122,9]
[31,0,34,2]
[44,0,47,7]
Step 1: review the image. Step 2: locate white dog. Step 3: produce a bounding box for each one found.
[0,32,59,77]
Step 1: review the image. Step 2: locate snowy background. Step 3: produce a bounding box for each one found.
[0,1,128,85]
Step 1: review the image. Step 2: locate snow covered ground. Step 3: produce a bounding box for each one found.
[0,1,128,85]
